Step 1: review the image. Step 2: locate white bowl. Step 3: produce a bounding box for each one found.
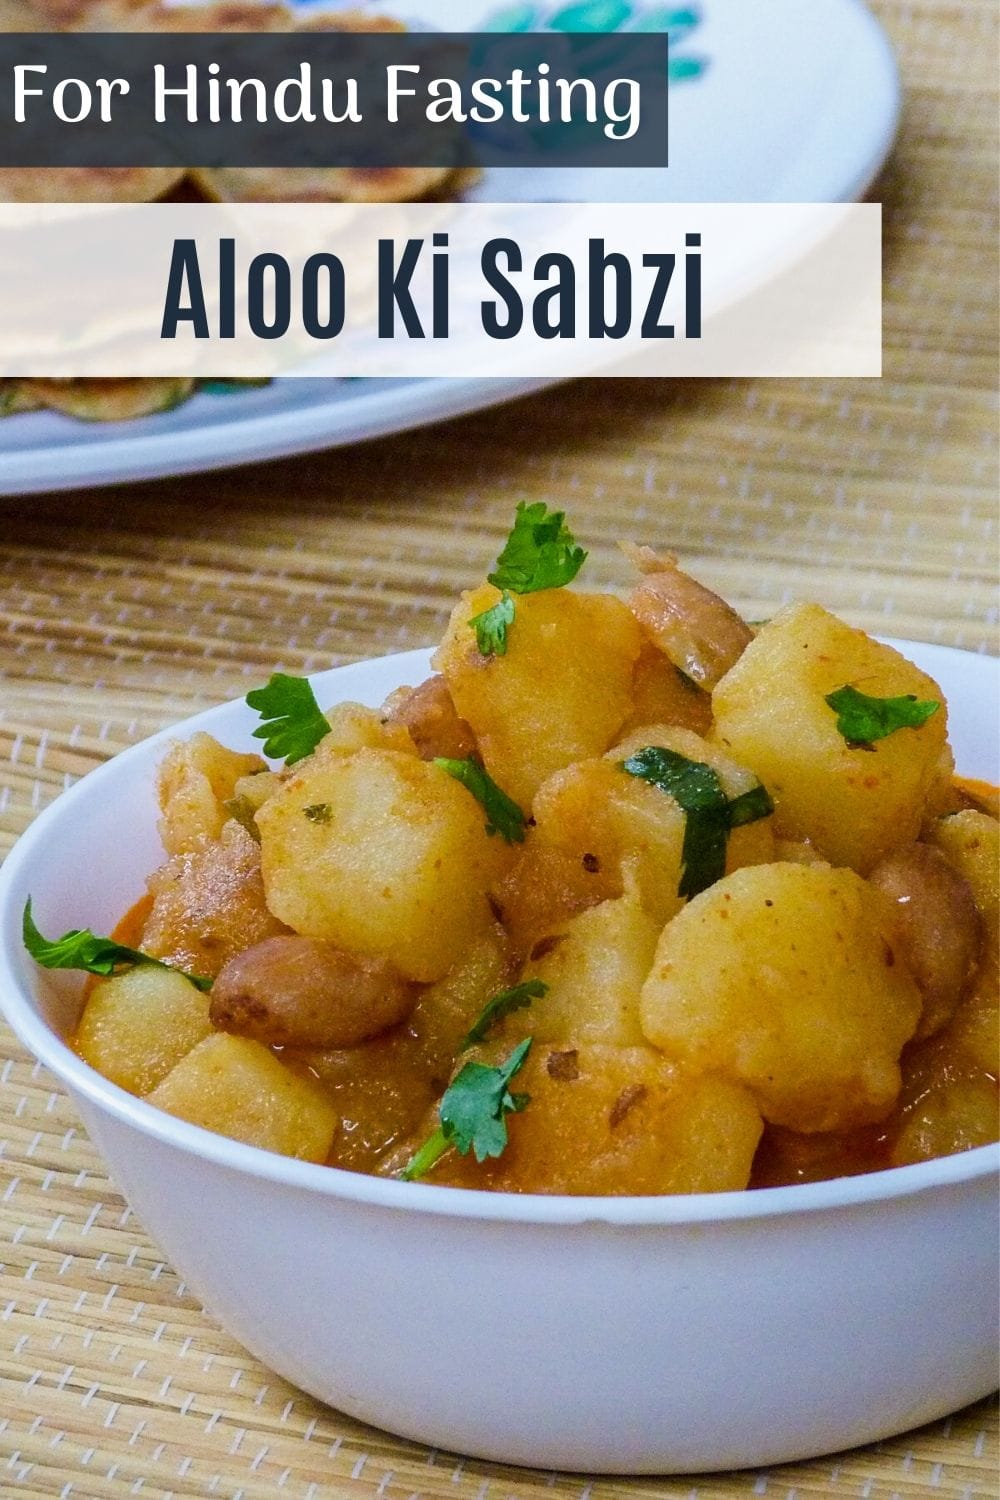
[0,642,997,1475]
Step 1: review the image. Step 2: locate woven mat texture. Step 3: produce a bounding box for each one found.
[1,0,998,1493]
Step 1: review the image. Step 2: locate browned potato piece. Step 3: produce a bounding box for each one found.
[232,768,283,816]
[314,701,417,761]
[868,843,982,1039]
[530,757,686,928]
[519,727,774,933]
[75,967,212,1096]
[158,732,266,856]
[884,941,998,1169]
[890,1077,999,1168]
[619,644,713,739]
[609,725,776,883]
[921,747,960,823]
[929,811,999,949]
[712,604,949,873]
[147,1034,337,1162]
[382,676,477,761]
[298,928,514,1174]
[945,961,1000,1077]
[950,777,1000,820]
[773,838,829,867]
[210,935,417,1048]
[142,822,287,979]
[411,1044,762,1196]
[518,892,660,1048]
[640,863,923,1133]
[624,545,753,690]
[256,748,512,982]
[490,839,618,958]
[434,584,642,807]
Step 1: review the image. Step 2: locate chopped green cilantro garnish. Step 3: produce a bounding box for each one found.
[22,898,211,992]
[462,979,548,1048]
[825,686,941,748]
[621,747,773,899]
[223,795,261,842]
[726,783,776,828]
[469,590,515,658]
[471,503,587,658]
[488,501,587,595]
[402,1039,533,1181]
[245,673,330,766]
[303,803,333,825]
[623,748,730,899]
[434,756,527,844]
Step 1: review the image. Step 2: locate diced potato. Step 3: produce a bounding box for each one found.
[147,1034,338,1162]
[517,727,775,935]
[773,838,829,866]
[314,701,418,761]
[929,811,999,949]
[922,746,959,823]
[640,863,923,1132]
[142,822,286,979]
[889,1077,999,1168]
[233,769,283,815]
[945,962,1000,1076]
[75,967,213,1096]
[530,757,686,928]
[885,947,999,1166]
[711,603,949,873]
[519,892,660,1048]
[158,732,266,856]
[414,1043,763,1196]
[609,725,776,882]
[299,927,514,1175]
[490,838,618,957]
[951,777,1000,820]
[434,584,642,807]
[256,748,512,982]
[407,924,516,1060]
[618,644,712,739]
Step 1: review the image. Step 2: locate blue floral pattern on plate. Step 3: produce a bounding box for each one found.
[480,2,707,81]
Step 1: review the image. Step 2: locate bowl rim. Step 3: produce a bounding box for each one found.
[1,640,997,1230]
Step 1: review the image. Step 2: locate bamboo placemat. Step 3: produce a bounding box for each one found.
[1,0,998,1494]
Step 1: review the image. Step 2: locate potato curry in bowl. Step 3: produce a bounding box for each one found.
[25,505,999,1195]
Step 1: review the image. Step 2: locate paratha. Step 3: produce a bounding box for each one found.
[16,377,196,419]
[1,1,473,421]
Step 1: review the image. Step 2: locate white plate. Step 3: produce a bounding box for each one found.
[0,0,899,495]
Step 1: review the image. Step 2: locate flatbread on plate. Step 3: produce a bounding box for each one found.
[0,1,473,420]
[16,377,197,420]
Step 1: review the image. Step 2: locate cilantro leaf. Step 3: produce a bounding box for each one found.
[488,502,587,595]
[825,686,941,748]
[469,590,516,658]
[223,795,261,842]
[621,748,773,899]
[303,803,332,825]
[402,1039,533,1180]
[622,747,729,898]
[726,783,775,828]
[245,673,330,766]
[23,899,212,992]
[462,979,548,1048]
[433,756,527,844]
